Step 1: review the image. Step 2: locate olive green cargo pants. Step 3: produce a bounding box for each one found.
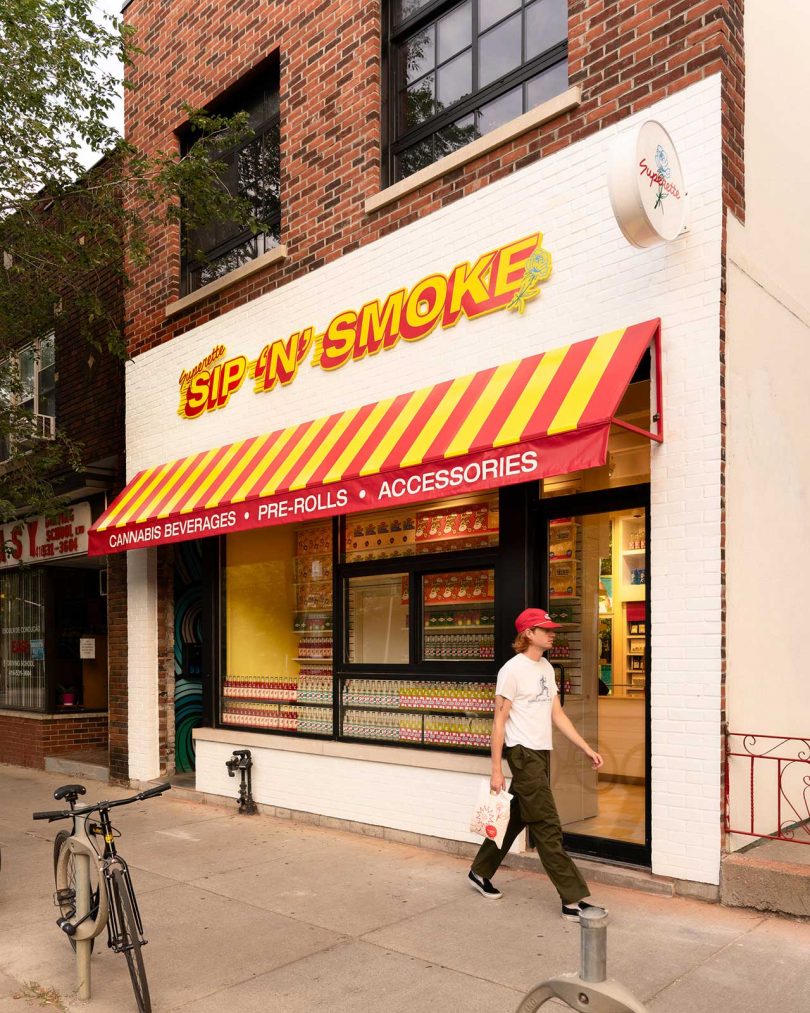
[471,744,589,905]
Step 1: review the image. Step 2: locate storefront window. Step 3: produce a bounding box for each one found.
[422,568,494,662]
[342,491,498,562]
[346,574,409,664]
[0,569,46,711]
[221,522,334,734]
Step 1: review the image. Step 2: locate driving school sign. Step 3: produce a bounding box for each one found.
[176,231,553,420]
[0,503,91,567]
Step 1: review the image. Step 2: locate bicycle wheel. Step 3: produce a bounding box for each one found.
[110,866,151,1013]
[53,830,98,953]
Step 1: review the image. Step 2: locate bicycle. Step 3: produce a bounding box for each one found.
[33,781,171,1012]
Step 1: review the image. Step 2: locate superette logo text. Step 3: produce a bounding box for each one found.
[177,232,552,420]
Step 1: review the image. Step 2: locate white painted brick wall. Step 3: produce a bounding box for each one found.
[126,76,724,885]
[127,548,159,781]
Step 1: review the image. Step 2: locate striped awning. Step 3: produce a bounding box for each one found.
[89,319,661,555]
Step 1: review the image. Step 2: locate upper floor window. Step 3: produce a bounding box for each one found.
[0,333,56,461]
[182,64,281,295]
[387,0,568,182]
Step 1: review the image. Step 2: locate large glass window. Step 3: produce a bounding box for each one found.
[221,522,333,735]
[0,568,46,710]
[182,64,281,294]
[388,0,568,181]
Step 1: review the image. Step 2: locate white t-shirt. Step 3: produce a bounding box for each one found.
[495,652,557,750]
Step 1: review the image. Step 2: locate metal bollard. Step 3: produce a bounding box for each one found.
[515,908,648,1012]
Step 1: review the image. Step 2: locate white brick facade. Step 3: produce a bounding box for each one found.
[125,77,724,884]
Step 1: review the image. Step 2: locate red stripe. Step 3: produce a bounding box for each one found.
[421,366,498,462]
[240,421,319,501]
[179,433,270,511]
[243,411,344,499]
[379,379,456,472]
[577,320,659,428]
[520,338,597,439]
[467,353,545,454]
[307,401,379,485]
[145,450,211,519]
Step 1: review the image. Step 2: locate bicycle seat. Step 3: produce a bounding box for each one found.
[54,784,86,801]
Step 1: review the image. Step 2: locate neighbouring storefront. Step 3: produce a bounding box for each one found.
[94,80,726,886]
[0,500,109,767]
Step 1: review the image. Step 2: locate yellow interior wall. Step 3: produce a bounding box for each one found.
[226,526,299,676]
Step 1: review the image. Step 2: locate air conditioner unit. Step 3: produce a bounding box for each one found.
[33,414,56,440]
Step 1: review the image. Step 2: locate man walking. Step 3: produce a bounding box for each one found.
[468,608,605,921]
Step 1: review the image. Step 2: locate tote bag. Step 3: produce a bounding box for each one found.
[469,780,513,849]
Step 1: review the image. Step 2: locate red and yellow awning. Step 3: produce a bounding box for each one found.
[89,319,661,555]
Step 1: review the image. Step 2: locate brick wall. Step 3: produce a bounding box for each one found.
[0,713,108,770]
[123,0,744,358]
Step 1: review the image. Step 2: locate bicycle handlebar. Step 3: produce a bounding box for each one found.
[32,782,172,822]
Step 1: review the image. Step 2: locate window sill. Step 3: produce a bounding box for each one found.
[194,725,491,775]
[165,244,288,318]
[366,85,582,215]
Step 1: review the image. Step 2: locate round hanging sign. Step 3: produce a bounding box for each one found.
[608,120,687,248]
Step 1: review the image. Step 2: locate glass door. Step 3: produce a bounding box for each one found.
[541,499,650,865]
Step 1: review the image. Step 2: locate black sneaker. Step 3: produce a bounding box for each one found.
[561,900,607,922]
[468,870,502,899]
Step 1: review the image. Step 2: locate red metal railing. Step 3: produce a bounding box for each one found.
[725,733,810,844]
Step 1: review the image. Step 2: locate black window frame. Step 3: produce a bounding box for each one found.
[179,59,282,296]
[384,0,569,185]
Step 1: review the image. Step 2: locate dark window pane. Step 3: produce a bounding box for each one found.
[479,12,522,88]
[402,74,436,128]
[40,333,55,369]
[196,238,258,287]
[478,84,522,133]
[436,50,472,109]
[403,26,435,85]
[526,0,568,58]
[398,137,435,178]
[395,0,434,23]
[238,126,281,224]
[437,1,472,62]
[479,0,520,33]
[435,113,477,160]
[525,59,568,108]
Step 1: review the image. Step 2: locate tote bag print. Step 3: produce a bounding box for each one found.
[470,781,512,849]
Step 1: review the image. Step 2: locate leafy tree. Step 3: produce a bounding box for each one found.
[0,0,262,529]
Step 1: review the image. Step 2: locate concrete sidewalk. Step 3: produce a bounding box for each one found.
[1,764,808,1013]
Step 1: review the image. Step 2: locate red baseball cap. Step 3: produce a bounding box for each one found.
[515,608,561,633]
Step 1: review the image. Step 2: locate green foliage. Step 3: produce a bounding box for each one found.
[0,0,262,521]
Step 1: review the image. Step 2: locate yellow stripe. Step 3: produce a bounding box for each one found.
[324,396,398,484]
[179,440,246,514]
[204,433,277,509]
[547,329,625,435]
[97,469,154,530]
[227,428,299,504]
[157,447,220,519]
[260,416,330,496]
[115,461,177,527]
[145,453,201,521]
[443,361,518,459]
[493,344,569,446]
[400,374,473,469]
[288,408,361,491]
[358,390,430,477]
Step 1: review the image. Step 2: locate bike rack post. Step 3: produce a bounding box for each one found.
[514,909,648,1012]
[74,852,92,1000]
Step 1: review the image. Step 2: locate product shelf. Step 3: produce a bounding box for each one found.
[341,703,494,715]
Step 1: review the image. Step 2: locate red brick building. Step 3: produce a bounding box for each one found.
[102,0,809,904]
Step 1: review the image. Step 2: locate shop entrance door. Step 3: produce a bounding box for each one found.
[538,490,650,866]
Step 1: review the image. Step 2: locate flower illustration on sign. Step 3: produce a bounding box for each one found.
[506,243,553,314]
[653,144,671,212]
